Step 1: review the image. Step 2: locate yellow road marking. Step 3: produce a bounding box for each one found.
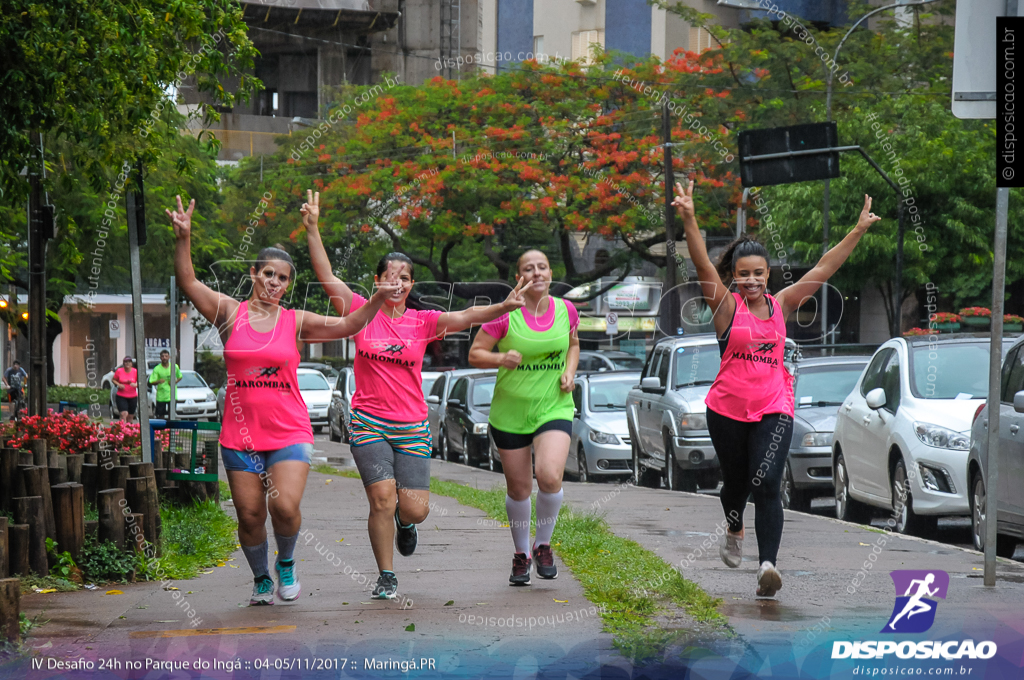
[129,625,296,639]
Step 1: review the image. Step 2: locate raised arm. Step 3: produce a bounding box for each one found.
[167,195,238,328]
[776,194,881,320]
[435,277,528,336]
[302,190,355,316]
[468,330,523,371]
[297,274,400,342]
[672,180,734,337]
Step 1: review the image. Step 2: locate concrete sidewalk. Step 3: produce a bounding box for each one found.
[14,462,616,677]
[430,461,1024,655]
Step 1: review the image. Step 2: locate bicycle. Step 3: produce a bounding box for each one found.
[6,388,26,421]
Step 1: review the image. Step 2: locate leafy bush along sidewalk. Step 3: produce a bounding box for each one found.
[21,499,237,593]
[429,480,728,661]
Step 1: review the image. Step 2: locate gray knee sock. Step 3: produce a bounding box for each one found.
[241,540,270,579]
[275,531,299,563]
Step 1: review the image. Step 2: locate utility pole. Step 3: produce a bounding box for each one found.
[662,101,680,336]
[27,132,52,416]
[126,161,153,464]
[169,276,177,421]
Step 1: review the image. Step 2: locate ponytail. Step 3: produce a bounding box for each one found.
[716,236,770,287]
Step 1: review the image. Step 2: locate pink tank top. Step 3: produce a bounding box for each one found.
[704,292,794,422]
[220,301,313,451]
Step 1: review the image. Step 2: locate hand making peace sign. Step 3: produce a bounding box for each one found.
[300,190,320,231]
[166,195,196,239]
[671,180,696,220]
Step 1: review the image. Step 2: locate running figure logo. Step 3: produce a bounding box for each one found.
[542,350,563,361]
[882,570,949,633]
[247,366,281,378]
[750,342,776,354]
[372,342,406,356]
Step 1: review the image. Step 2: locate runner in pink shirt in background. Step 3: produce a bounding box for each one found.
[304,190,527,600]
[112,356,139,422]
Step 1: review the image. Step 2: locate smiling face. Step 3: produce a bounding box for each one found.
[122,358,133,370]
[374,259,413,308]
[250,259,292,303]
[733,255,769,302]
[517,250,552,298]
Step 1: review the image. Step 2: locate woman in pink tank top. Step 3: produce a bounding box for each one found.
[673,181,881,598]
[168,194,397,607]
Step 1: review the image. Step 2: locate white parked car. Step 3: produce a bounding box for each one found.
[298,368,333,433]
[832,335,998,536]
[150,370,218,421]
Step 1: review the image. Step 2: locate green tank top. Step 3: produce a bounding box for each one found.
[489,298,574,434]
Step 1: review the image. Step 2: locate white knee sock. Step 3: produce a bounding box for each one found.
[505,495,532,556]
[533,489,564,547]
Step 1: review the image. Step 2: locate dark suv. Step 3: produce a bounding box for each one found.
[441,373,495,467]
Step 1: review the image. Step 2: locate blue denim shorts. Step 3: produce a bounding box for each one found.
[221,442,313,473]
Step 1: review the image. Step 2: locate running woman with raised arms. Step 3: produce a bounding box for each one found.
[169,194,397,607]
[672,180,879,597]
[468,249,580,586]
[303,191,527,600]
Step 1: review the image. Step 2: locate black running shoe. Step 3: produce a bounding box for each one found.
[509,552,532,586]
[395,507,418,557]
[372,570,399,600]
[533,543,557,580]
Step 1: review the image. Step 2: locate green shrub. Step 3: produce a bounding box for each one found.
[46,538,77,580]
[47,385,108,405]
[78,536,135,583]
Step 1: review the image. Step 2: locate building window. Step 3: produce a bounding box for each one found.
[534,35,544,61]
[571,29,604,64]
[688,27,717,53]
[594,249,610,268]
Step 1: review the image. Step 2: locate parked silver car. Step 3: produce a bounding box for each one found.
[626,334,722,492]
[783,356,870,511]
[577,350,646,373]
[568,371,641,482]
[426,368,496,457]
[328,367,356,443]
[968,334,1024,558]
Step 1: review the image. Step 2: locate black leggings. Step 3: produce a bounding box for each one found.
[706,406,793,565]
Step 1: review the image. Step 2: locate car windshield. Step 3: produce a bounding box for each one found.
[672,344,721,387]
[588,378,635,411]
[610,355,645,370]
[910,344,990,399]
[298,373,331,391]
[422,377,438,399]
[175,372,207,389]
[472,379,495,407]
[794,364,866,408]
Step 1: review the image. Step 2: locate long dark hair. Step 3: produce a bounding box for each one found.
[376,252,414,278]
[255,245,295,280]
[716,236,770,287]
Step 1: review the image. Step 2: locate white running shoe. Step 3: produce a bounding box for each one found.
[275,560,301,601]
[756,561,782,597]
[720,532,743,568]
[250,576,275,606]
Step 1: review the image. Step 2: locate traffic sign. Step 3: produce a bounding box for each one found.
[605,312,618,335]
[952,0,1022,119]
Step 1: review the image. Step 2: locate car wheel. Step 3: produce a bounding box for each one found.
[782,461,811,512]
[972,472,1018,558]
[834,453,874,524]
[696,469,720,490]
[313,425,323,434]
[461,435,471,466]
[329,418,341,443]
[341,420,350,444]
[439,429,450,462]
[892,457,938,537]
[632,437,660,489]
[489,443,502,473]
[664,435,696,492]
[577,445,589,483]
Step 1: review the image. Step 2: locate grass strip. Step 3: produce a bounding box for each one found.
[144,499,238,580]
[429,479,728,661]
[310,463,361,479]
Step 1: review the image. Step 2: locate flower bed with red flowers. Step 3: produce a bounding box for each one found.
[930,312,960,324]
[903,328,931,337]
[959,307,992,318]
[1005,314,1024,324]
[0,412,170,454]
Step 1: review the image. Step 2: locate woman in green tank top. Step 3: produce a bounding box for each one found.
[469,250,580,586]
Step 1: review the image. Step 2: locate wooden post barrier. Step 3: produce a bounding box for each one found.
[18,451,32,467]
[65,454,83,483]
[110,466,129,493]
[8,525,29,577]
[29,439,46,467]
[52,483,84,561]
[81,464,98,508]
[0,578,20,643]
[125,512,145,555]
[48,466,68,486]
[0,449,18,513]
[83,451,97,465]
[84,520,98,540]
[21,466,55,539]
[97,489,125,550]
[0,517,7,578]
[13,496,47,576]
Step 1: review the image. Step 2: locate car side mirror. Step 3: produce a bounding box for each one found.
[447,398,462,408]
[641,377,661,392]
[573,408,580,417]
[427,395,440,404]
[866,387,886,410]
[1014,390,1024,414]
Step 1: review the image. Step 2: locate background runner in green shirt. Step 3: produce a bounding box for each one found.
[149,349,182,419]
[470,249,580,587]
